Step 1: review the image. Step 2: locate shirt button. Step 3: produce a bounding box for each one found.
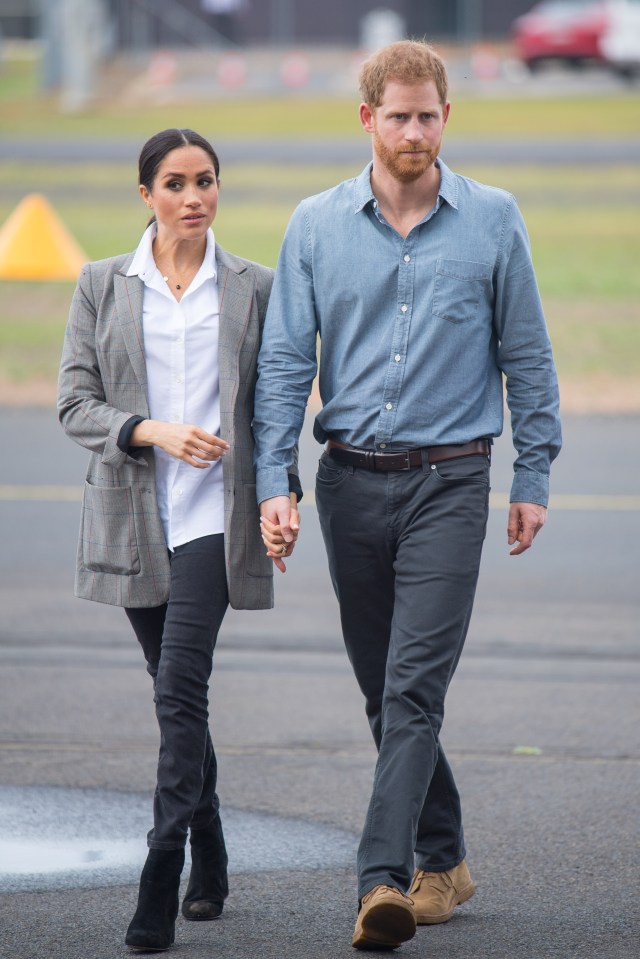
[395,354,401,362]
[404,255,410,263]
[401,304,408,313]
[379,443,387,449]
[385,403,393,411]
[373,200,378,208]
[177,489,184,496]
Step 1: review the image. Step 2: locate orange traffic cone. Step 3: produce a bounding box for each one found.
[0,193,88,281]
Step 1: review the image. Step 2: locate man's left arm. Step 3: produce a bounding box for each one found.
[494,197,562,554]
[253,203,319,570]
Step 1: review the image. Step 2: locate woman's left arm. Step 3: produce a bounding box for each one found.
[58,263,145,469]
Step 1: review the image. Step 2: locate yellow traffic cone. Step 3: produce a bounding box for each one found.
[0,193,88,281]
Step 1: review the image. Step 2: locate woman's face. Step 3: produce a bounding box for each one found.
[139,144,219,242]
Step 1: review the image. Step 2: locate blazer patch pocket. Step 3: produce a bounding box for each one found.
[432,258,492,324]
[81,482,141,576]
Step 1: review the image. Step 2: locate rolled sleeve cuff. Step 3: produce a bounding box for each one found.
[510,469,550,508]
[117,414,146,452]
[102,413,149,470]
[257,468,292,505]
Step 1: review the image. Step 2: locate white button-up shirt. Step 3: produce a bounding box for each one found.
[127,224,224,550]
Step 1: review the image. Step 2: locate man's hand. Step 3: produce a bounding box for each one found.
[507,502,547,556]
[260,494,300,573]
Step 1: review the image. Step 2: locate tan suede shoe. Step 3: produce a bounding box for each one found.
[409,859,475,924]
[352,884,416,950]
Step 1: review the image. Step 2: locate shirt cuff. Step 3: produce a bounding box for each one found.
[257,468,291,505]
[510,469,550,508]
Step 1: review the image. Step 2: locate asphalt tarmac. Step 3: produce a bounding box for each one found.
[0,407,638,959]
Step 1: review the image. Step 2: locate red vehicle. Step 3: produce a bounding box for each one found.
[512,0,611,71]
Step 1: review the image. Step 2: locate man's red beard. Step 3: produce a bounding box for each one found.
[373,124,440,183]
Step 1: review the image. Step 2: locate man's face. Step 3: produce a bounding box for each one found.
[361,80,450,184]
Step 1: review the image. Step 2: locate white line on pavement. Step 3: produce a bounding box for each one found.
[1,486,640,511]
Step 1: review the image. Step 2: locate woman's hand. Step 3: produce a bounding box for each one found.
[260,493,300,573]
[131,419,229,468]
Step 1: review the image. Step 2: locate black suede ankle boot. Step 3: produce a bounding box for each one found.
[125,847,185,951]
[181,815,229,920]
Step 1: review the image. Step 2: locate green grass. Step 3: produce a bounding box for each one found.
[3,158,638,200]
[546,301,640,378]
[4,91,639,139]
[528,208,640,299]
[447,93,640,137]
[0,57,38,102]
[0,282,71,383]
[455,163,640,195]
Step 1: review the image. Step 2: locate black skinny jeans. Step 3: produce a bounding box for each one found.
[125,534,229,850]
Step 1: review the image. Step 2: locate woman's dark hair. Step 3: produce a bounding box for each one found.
[138,128,220,192]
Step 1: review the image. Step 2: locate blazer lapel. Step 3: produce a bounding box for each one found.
[114,271,148,395]
[216,245,255,410]
[110,247,255,415]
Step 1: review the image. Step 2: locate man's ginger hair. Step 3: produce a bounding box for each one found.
[358,40,448,108]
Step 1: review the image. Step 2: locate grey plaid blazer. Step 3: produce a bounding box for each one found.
[58,245,279,610]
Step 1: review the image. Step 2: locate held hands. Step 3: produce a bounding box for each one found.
[260,494,301,573]
[130,420,229,468]
[508,502,547,555]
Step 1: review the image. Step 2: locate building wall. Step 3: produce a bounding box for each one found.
[406,0,536,39]
[0,0,40,39]
[0,0,538,46]
[139,0,538,47]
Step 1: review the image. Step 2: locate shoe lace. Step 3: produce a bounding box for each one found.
[413,869,453,891]
[362,885,414,907]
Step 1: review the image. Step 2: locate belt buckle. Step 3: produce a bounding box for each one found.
[397,450,412,471]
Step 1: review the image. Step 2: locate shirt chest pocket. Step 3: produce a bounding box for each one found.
[432,258,492,324]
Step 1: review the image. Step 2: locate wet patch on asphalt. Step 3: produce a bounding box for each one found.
[0,786,357,892]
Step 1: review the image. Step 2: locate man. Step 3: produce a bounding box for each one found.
[253,40,561,950]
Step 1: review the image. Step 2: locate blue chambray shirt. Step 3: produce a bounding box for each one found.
[254,159,561,506]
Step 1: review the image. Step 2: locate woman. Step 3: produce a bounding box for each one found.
[58,128,300,952]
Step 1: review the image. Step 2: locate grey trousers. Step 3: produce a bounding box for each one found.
[315,450,490,898]
[125,533,229,850]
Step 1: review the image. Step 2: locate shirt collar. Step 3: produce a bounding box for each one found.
[126,223,218,285]
[353,158,459,214]
[353,163,377,213]
[436,158,459,210]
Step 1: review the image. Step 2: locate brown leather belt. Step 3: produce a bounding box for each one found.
[326,438,490,472]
